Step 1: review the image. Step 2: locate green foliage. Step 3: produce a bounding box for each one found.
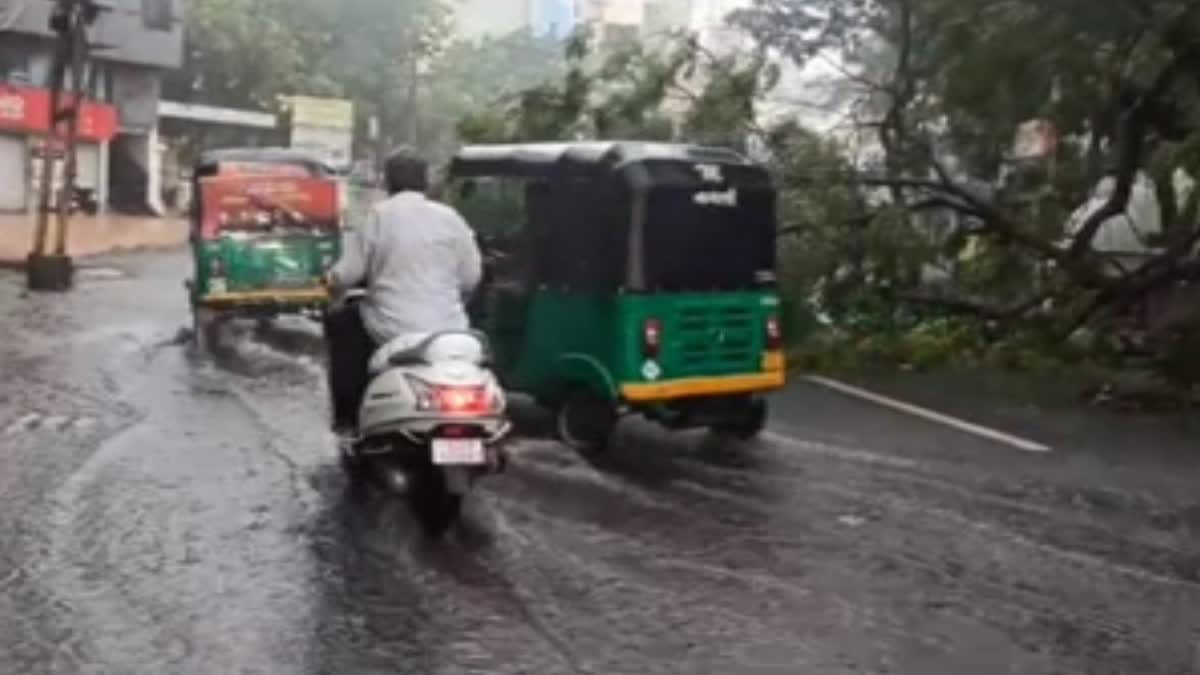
[457,30,775,146]
[727,0,1200,387]
[444,0,1200,388]
[166,0,570,160]
[163,0,342,109]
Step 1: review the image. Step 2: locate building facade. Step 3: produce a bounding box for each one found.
[455,0,580,41]
[454,0,533,41]
[0,0,184,212]
[531,0,576,39]
[642,0,692,40]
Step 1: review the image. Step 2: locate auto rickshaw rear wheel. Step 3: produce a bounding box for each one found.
[556,388,618,453]
[191,305,217,353]
[711,398,768,440]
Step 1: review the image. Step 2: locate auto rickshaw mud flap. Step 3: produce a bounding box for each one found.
[708,397,769,440]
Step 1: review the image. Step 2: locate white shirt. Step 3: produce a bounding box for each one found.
[329,191,482,344]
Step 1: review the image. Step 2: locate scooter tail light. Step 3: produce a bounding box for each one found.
[436,386,491,414]
[405,376,492,414]
[404,375,436,411]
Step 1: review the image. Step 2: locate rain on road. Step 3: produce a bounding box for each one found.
[2,252,1199,675]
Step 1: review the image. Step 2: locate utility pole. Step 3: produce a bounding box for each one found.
[27,0,103,292]
[405,53,419,146]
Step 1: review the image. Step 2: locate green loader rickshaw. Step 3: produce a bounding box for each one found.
[186,148,342,347]
[449,142,786,450]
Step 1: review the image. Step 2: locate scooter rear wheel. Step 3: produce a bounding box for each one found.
[407,466,463,538]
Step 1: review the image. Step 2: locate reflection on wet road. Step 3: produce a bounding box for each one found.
[2,252,1199,674]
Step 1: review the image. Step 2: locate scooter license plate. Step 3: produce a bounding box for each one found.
[431,438,486,466]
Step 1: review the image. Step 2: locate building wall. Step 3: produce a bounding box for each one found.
[0,0,184,69]
[110,64,161,133]
[530,0,576,39]
[1,0,184,214]
[0,134,26,210]
[643,0,691,38]
[454,0,532,40]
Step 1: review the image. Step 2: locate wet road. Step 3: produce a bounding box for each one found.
[2,251,1199,675]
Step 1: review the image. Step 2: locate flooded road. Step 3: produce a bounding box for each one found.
[2,252,1199,674]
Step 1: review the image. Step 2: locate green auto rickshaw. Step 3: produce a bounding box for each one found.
[186,147,342,347]
[448,142,786,450]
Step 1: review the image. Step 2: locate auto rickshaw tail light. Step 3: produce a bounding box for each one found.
[766,314,782,351]
[642,318,662,358]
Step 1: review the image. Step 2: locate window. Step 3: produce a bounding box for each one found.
[142,0,175,31]
[0,47,30,86]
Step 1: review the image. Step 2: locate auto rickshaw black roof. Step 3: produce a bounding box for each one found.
[448,141,772,189]
[194,147,336,177]
[451,142,777,293]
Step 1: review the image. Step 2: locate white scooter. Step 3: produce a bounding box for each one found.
[337,294,510,535]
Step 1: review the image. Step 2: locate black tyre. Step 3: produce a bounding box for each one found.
[556,388,618,453]
[407,467,463,538]
[191,306,215,353]
[711,398,768,440]
[338,441,366,481]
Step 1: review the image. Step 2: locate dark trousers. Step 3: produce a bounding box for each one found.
[323,304,378,431]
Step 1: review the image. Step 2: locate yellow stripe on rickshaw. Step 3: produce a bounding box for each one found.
[621,371,786,402]
[201,288,330,306]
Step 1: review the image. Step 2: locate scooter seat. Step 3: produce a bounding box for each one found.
[369,330,491,373]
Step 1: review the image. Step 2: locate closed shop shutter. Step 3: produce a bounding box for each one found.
[76,143,99,191]
[0,135,28,211]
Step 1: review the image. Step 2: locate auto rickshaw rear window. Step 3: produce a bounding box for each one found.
[641,183,776,291]
[531,177,629,290]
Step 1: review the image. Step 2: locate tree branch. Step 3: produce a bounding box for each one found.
[1067,9,1200,258]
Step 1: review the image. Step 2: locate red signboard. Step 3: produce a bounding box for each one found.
[199,175,340,238]
[0,84,119,142]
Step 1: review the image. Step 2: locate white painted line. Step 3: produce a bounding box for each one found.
[762,431,921,470]
[802,375,1052,453]
[3,414,41,435]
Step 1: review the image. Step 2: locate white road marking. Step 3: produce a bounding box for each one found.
[802,375,1052,453]
[4,414,41,435]
[2,414,97,435]
[762,432,921,470]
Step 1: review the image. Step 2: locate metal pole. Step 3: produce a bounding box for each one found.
[31,31,69,257]
[54,7,87,256]
[406,53,419,146]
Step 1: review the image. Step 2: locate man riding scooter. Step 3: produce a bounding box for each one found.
[323,147,484,445]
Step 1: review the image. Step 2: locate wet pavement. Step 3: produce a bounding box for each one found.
[1,251,1199,675]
